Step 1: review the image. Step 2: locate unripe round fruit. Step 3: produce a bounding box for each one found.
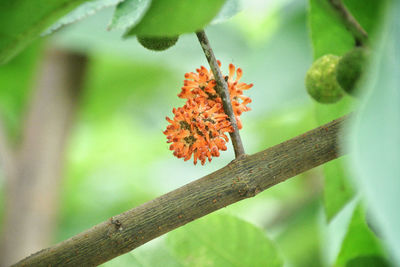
[137,35,179,51]
[336,47,369,96]
[305,54,344,104]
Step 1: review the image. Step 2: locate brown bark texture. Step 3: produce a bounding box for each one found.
[14,116,346,267]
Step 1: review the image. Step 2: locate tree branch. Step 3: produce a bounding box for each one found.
[328,0,368,46]
[13,116,346,267]
[195,30,245,157]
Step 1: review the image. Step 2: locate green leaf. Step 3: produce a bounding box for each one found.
[0,41,43,141]
[314,97,355,221]
[108,0,151,31]
[347,1,400,263]
[167,212,283,267]
[308,0,387,59]
[323,158,355,221]
[124,0,227,37]
[43,0,124,35]
[101,239,183,267]
[0,0,91,64]
[308,0,353,59]
[335,205,388,267]
[274,200,324,266]
[211,0,241,24]
[129,241,183,267]
[324,198,359,266]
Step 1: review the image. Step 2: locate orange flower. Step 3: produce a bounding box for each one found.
[164,63,252,165]
[164,99,231,165]
[179,62,253,129]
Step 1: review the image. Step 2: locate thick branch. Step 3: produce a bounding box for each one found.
[196,30,245,157]
[14,116,346,266]
[328,0,368,46]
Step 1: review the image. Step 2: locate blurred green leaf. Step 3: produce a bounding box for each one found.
[0,0,90,64]
[274,200,323,267]
[212,0,241,24]
[308,0,352,59]
[335,205,387,267]
[314,96,353,124]
[347,1,400,263]
[323,158,354,221]
[167,213,283,267]
[124,0,227,37]
[129,241,182,267]
[314,97,355,221]
[43,0,124,35]
[253,105,316,149]
[102,238,183,267]
[323,198,358,266]
[0,41,42,141]
[308,0,386,59]
[80,53,180,122]
[345,255,390,267]
[108,0,151,31]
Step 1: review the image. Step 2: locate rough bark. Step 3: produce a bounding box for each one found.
[0,48,87,267]
[14,116,346,267]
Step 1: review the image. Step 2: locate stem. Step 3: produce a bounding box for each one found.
[195,30,245,158]
[328,0,368,46]
[13,116,346,267]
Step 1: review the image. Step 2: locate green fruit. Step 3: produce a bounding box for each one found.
[137,35,179,51]
[305,54,344,104]
[336,47,369,96]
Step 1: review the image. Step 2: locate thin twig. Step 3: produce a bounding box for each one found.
[328,0,368,46]
[13,116,346,267]
[195,30,245,158]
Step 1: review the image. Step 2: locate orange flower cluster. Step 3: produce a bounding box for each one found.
[164,62,253,165]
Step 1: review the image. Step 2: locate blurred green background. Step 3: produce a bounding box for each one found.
[0,0,395,266]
